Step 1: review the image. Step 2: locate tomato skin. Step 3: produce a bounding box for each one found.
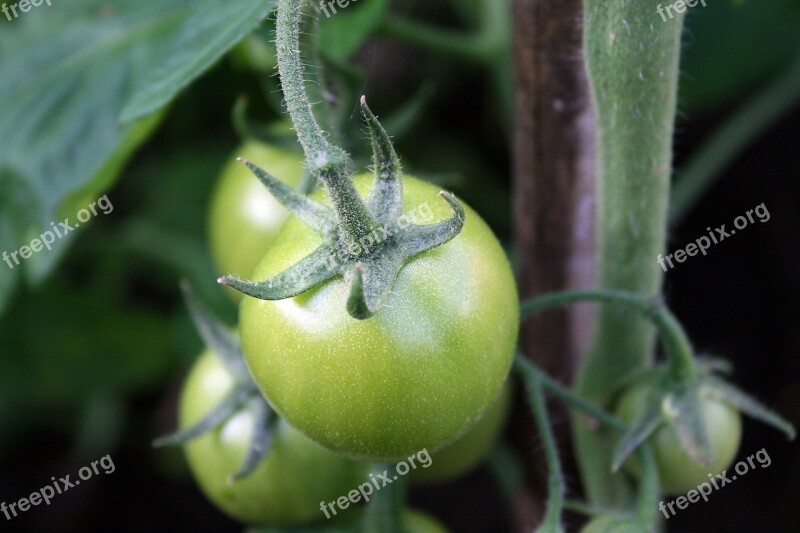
[411,380,511,484]
[208,141,303,283]
[179,350,367,526]
[404,510,449,532]
[615,385,742,494]
[240,174,519,461]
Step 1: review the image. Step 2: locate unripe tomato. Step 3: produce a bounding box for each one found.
[615,384,742,494]
[411,380,511,484]
[404,509,449,532]
[208,141,303,284]
[240,174,519,461]
[179,350,366,526]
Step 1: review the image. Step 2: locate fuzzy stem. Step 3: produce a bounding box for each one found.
[516,355,661,531]
[515,358,565,533]
[521,290,695,382]
[575,0,685,507]
[275,0,378,243]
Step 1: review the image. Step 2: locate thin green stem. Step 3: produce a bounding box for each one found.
[634,445,659,525]
[276,0,337,164]
[378,0,512,128]
[562,499,612,518]
[515,355,661,531]
[361,463,406,533]
[515,354,624,432]
[651,308,694,382]
[670,54,800,224]
[275,0,377,243]
[378,15,490,63]
[521,290,695,381]
[514,358,564,533]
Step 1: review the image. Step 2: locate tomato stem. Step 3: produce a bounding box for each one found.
[361,464,407,532]
[515,359,565,533]
[521,290,696,382]
[514,355,660,530]
[275,0,379,245]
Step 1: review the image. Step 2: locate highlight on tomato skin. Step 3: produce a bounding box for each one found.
[208,140,304,288]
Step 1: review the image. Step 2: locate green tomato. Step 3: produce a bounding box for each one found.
[411,380,511,484]
[179,349,367,526]
[240,174,519,461]
[208,141,303,283]
[615,384,742,494]
[404,509,449,532]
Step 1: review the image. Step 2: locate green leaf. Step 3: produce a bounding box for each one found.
[121,0,275,122]
[318,0,388,63]
[0,0,270,289]
[0,169,40,315]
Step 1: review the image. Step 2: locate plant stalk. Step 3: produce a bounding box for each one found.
[575,0,686,507]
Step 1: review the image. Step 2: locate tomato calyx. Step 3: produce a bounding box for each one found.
[220,0,467,319]
[219,97,465,320]
[612,358,796,472]
[153,283,275,483]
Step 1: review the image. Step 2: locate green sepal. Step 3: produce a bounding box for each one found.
[180,281,247,379]
[362,96,403,224]
[238,158,336,233]
[611,400,663,472]
[398,191,465,258]
[706,376,796,440]
[153,283,277,483]
[227,0,468,320]
[229,396,275,483]
[220,243,344,299]
[152,386,251,448]
[667,384,714,466]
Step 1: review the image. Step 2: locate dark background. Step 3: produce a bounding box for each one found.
[0,1,798,531]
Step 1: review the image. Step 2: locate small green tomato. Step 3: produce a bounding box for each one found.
[615,384,742,494]
[179,349,366,526]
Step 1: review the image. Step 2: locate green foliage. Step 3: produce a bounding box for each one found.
[681,0,800,114]
[0,0,271,309]
[318,0,389,63]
